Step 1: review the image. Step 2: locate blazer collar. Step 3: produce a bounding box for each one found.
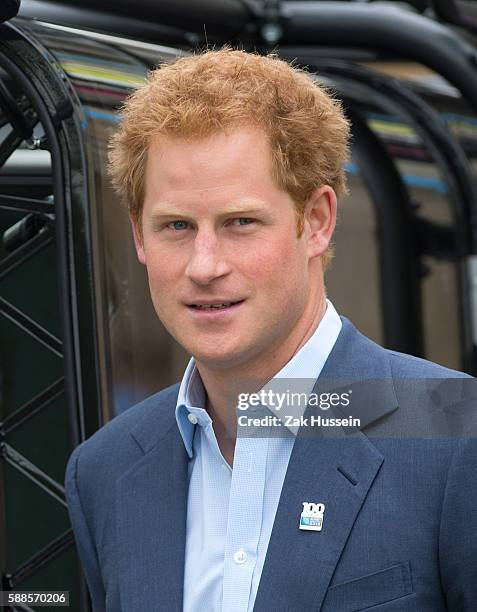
[129,383,180,454]
[315,316,399,431]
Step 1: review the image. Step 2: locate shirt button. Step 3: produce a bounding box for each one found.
[233,549,247,564]
[188,413,198,425]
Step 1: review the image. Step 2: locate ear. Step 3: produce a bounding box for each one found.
[303,185,337,260]
[130,217,146,265]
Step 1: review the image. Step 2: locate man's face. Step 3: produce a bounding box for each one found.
[132,125,332,371]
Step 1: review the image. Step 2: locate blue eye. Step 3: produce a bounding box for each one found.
[235,218,254,226]
[168,220,188,230]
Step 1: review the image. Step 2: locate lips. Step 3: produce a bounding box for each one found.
[188,300,244,310]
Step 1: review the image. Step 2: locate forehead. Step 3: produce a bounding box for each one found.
[144,124,274,192]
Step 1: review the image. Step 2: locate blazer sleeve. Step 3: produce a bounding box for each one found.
[65,444,106,612]
[439,438,477,610]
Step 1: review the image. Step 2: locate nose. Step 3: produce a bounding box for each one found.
[185,229,231,285]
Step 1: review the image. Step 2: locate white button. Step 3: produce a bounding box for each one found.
[233,549,247,564]
[188,413,198,425]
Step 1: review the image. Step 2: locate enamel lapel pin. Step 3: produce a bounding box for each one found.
[299,502,325,531]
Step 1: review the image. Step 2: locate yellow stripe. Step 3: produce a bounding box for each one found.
[368,119,416,138]
[61,62,146,87]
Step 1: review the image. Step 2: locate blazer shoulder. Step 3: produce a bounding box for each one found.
[386,349,472,379]
[333,317,472,381]
[69,382,180,469]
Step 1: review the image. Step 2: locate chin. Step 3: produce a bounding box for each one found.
[192,345,247,369]
[193,351,236,368]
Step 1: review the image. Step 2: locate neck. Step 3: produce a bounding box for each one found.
[196,287,328,465]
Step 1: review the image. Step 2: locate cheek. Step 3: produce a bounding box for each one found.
[146,263,172,291]
[144,262,181,318]
[251,237,306,284]
[143,244,185,286]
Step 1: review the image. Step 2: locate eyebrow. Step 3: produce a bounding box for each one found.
[149,204,268,219]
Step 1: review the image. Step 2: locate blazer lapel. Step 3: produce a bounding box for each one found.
[117,399,188,611]
[253,432,383,611]
[253,318,399,612]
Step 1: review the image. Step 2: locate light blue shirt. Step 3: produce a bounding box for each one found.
[175,300,342,612]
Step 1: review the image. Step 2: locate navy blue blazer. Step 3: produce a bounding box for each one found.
[65,318,477,611]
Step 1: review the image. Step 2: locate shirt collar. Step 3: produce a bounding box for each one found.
[175,361,209,458]
[175,299,342,457]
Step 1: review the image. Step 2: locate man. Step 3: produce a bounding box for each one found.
[65,48,477,611]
